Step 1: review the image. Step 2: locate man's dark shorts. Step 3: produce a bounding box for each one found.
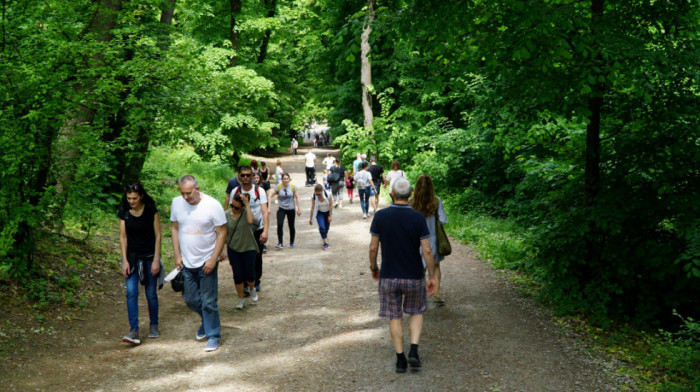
[378,278,427,319]
[373,179,382,196]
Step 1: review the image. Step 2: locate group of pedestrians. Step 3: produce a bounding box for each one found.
[117,150,450,373]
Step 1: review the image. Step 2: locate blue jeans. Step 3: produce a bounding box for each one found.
[359,188,371,213]
[125,258,159,332]
[316,210,330,239]
[183,264,221,341]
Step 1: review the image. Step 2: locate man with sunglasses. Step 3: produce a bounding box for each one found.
[229,166,269,293]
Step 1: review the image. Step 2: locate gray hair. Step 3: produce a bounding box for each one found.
[180,175,198,187]
[391,177,412,200]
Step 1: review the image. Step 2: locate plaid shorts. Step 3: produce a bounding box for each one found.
[378,278,427,319]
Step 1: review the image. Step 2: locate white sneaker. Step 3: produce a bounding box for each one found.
[236,298,245,310]
[250,288,258,303]
[362,214,367,219]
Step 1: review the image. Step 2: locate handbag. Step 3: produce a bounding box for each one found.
[435,217,451,256]
[171,269,184,292]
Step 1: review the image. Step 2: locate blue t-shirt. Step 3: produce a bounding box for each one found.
[369,204,430,279]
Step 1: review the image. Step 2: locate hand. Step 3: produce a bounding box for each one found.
[296,209,302,216]
[122,260,130,279]
[328,216,333,223]
[259,230,268,244]
[241,194,251,206]
[372,269,380,281]
[151,260,161,276]
[174,255,183,270]
[309,220,313,225]
[202,257,217,274]
[426,277,436,296]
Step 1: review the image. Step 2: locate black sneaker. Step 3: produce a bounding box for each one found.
[148,324,160,338]
[408,351,421,368]
[396,353,407,373]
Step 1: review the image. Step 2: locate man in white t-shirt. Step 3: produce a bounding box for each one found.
[322,153,335,170]
[230,166,269,292]
[304,149,317,186]
[171,175,227,352]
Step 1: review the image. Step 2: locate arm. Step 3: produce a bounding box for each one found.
[243,198,254,224]
[260,200,269,244]
[224,193,231,209]
[309,197,315,225]
[328,194,333,223]
[420,237,437,295]
[119,219,130,278]
[293,190,302,216]
[171,221,182,269]
[203,224,227,274]
[151,213,162,276]
[369,235,380,281]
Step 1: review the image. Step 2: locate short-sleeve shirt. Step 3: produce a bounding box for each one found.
[232,185,268,231]
[330,165,346,182]
[277,184,296,210]
[369,164,384,183]
[225,177,240,195]
[305,152,316,168]
[170,193,227,269]
[369,204,430,279]
[225,207,259,253]
[118,205,157,257]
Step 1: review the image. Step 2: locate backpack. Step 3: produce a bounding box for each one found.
[312,189,330,201]
[232,185,261,202]
[277,183,295,194]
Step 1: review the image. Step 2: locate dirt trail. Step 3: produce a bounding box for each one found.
[2,144,616,391]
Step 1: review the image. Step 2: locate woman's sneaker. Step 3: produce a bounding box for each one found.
[250,288,259,303]
[236,298,246,310]
[289,243,295,248]
[122,330,140,345]
[322,243,330,250]
[275,243,283,249]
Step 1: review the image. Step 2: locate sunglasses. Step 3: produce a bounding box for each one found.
[239,173,252,178]
[125,184,141,192]
[231,205,242,211]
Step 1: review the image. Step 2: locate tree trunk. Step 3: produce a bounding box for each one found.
[256,0,277,64]
[360,0,375,131]
[160,0,176,25]
[229,0,242,66]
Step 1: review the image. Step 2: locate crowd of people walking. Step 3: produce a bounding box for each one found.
[116,137,450,374]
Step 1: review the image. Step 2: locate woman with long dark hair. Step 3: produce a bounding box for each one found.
[118,183,162,344]
[410,175,448,305]
[221,193,259,310]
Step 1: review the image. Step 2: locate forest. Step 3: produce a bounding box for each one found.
[1,0,698,378]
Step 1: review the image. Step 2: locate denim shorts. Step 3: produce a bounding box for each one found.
[378,278,427,319]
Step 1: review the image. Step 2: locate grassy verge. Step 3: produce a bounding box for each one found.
[441,201,699,392]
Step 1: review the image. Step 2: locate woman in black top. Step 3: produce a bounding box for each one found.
[118,183,162,345]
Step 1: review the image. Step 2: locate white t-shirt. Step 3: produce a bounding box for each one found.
[385,169,406,189]
[322,156,335,170]
[232,185,268,231]
[305,152,316,168]
[170,193,227,269]
[354,170,373,189]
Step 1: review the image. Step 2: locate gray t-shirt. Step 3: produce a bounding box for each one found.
[277,184,296,211]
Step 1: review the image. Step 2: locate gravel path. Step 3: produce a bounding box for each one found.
[2,146,617,391]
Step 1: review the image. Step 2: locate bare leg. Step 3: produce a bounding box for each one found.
[389,318,404,353]
[409,314,423,345]
[434,264,442,299]
[235,283,245,299]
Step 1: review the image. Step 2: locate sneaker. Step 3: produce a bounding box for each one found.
[362,214,367,219]
[350,199,353,204]
[250,288,258,303]
[396,353,407,373]
[334,203,338,208]
[289,242,295,248]
[122,330,140,345]
[339,205,343,209]
[236,298,245,310]
[275,243,283,249]
[322,243,330,250]
[205,339,219,352]
[408,351,421,368]
[148,325,159,338]
[244,286,251,297]
[196,325,206,340]
[254,285,261,292]
[262,245,268,254]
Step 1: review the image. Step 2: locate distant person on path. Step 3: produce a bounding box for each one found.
[250,159,259,174]
[274,159,284,190]
[304,149,317,186]
[259,161,271,190]
[119,183,163,345]
[230,166,269,293]
[270,173,301,249]
[322,153,335,171]
[171,175,227,352]
[354,161,377,219]
[291,138,299,157]
[353,153,363,176]
[369,177,436,373]
[410,175,448,305]
[309,184,334,250]
[368,155,385,214]
[329,159,346,208]
[220,192,259,310]
[345,170,355,204]
[384,160,406,190]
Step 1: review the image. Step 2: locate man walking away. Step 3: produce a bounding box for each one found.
[304,149,317,186]
[368,177,436,373]
[171,175,227,352]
